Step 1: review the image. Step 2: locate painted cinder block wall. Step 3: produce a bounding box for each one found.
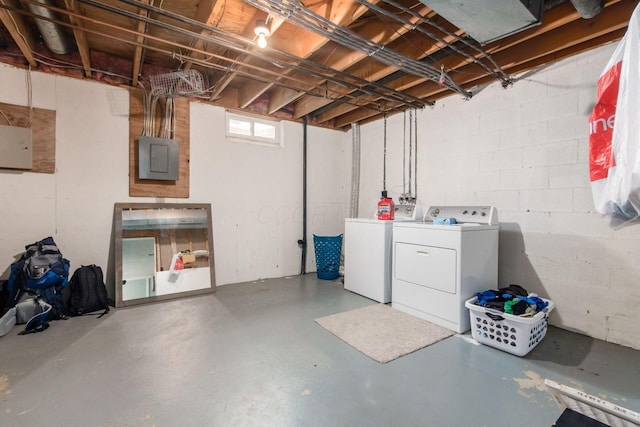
[0,63,350,291]
[356,42,640,351]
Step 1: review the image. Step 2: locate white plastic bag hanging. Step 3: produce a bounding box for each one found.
[589,3,640,228]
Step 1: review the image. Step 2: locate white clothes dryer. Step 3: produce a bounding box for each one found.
[391,206,499,333]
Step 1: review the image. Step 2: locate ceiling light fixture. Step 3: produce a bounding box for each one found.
[254,19,270,48]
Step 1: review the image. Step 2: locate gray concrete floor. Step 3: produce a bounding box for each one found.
[1,274,638,427]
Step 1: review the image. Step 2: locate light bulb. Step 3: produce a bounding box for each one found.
[254,19,270,48]
[257,34,267,49]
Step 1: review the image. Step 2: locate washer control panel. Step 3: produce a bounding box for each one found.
[423,206,498,225]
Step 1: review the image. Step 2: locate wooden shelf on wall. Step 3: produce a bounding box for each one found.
[0,102,56,174]
[128,89,190,198]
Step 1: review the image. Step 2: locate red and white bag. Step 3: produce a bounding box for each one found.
[589,3,640,228]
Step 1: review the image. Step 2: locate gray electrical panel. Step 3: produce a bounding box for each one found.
[138,136,179,181]
[0,125,33,170]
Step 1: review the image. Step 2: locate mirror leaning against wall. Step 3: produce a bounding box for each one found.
[114,203,216,307]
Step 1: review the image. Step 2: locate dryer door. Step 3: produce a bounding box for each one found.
[394,242,457,294]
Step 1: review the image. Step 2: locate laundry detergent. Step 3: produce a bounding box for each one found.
[377,192,395,220]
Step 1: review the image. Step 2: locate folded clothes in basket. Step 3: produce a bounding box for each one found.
[475,284,549,316]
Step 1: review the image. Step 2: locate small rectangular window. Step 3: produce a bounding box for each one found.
[226,112,281,147]
[228,118,252,136]
[254,122,276,139]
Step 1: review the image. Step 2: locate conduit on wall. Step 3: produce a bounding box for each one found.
[349,122,361,218]
[413,109,418,201]
[400,109,418,203]
[402,111,407,198]
[408,110,413,200]
[382,114,388,196]
[299,116,308,274]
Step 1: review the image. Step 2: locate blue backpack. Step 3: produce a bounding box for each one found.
[5,237,70,321]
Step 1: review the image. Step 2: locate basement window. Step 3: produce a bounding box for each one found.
[226,112,281,147]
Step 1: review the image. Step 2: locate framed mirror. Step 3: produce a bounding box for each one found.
[114,203,215,307]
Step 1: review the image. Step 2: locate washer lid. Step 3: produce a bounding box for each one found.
[422,206,498,226]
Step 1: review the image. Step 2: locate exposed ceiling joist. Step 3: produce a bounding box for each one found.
[0,0,37,67]
[0,0,635,130]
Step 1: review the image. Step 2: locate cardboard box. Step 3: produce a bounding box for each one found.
[181,253,196,264]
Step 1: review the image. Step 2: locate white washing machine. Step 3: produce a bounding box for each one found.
[392,206,499,333]
[344,204,421,303]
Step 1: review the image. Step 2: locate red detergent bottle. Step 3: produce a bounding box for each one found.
[377,191,395,220]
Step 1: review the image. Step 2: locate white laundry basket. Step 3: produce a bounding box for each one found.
[465,296,555,357]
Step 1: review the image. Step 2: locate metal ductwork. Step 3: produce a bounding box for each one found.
[28,0,72,54]
[570,0,604,19]
[418,0,543,44]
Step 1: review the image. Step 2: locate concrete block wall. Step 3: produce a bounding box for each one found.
[0,63,350,293]
[357,42,640,350]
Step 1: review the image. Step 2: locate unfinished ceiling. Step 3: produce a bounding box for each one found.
[0,0,636,130]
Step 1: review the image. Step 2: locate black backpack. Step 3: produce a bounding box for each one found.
[67,265,110,317]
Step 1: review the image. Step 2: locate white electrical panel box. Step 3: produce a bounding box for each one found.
[0,125,33,170]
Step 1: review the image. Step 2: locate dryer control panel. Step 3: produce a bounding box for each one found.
[423,205,498,226]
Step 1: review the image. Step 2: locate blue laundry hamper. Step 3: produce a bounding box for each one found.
[313,234,343,280]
